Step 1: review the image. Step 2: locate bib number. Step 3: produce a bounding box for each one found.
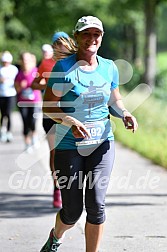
[86,123,103,140]
[76,121,105,146]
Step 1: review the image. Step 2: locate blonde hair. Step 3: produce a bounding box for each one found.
[20,52,36,72]
[52,37,77,61]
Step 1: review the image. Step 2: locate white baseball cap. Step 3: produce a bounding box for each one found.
[74,16,104,33]
[1,51,13,63]
[42,44,53,53]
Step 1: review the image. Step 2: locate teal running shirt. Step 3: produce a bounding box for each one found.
[47,54,119,150]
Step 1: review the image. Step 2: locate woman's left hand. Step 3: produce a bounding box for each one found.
[122,111,138,133]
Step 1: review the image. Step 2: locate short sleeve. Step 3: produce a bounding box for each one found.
[47,61,65,92]
[111,62,119,90]
[37,61,45,78]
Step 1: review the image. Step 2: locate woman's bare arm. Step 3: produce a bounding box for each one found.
[108,87,138,132]
[43,86,90,138]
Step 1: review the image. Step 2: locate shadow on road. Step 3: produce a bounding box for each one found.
[0,192,59,219]
[1,192,165,219]
[105,193,167,207]
[106,193,167,197]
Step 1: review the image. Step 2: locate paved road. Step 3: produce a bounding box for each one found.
[0,112,167,252]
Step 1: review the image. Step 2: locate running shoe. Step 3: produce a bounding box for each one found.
[0,127,7,142]
[40,228,62,252]
[6,132,13,142]
[24,144,33,154]
[53,189,62,209]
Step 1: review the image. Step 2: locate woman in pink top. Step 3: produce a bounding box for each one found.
[15,52,42,152]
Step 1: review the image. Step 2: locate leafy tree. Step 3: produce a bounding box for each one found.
[0,0,166,90]
[0,0,14,46]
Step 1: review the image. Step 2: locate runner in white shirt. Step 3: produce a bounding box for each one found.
[0,51,18,142]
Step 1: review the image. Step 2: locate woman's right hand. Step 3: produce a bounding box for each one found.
[62,116,91,139]
[71,124,90,138]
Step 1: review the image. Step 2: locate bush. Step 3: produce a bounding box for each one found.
[123,63,144,92]
[154,69,167,100]
[112,95,167,169]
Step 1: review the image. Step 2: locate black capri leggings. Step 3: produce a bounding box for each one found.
[54,140,115,225]
[42,116,56,134]
[19,107,36,136]
[0,96,16,131]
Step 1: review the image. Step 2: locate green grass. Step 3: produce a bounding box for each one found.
[112,96,167,169]
[157,51,167,72]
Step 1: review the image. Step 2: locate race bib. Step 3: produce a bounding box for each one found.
[76,121,106,146]
[20,88,35,100]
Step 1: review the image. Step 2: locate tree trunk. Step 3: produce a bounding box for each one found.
[123,24,137,62]
[144,0,157,88]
